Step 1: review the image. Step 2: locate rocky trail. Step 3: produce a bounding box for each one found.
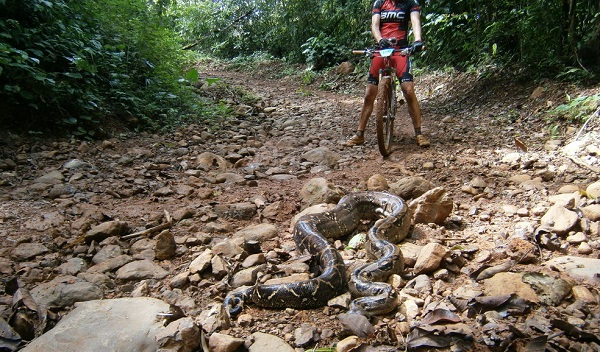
[0,60,599,352]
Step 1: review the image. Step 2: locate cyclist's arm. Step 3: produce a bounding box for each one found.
[410,11,423,42]
[371,14,383,43]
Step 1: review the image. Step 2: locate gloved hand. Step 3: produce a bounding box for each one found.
[409,40,424,54]
[378,38,392,49]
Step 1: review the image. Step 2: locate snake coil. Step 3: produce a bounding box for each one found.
[223,191,411,316]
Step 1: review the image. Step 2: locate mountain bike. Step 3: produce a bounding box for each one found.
[352,44,411,157]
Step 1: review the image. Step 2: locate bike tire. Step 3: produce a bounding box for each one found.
[375,77,395,157]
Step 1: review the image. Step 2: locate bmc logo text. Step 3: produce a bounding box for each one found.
[381,11,405,21]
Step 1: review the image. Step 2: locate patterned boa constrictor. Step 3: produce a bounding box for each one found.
[223,191,411,316]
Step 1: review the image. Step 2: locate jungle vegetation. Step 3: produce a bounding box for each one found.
[1,0,598,133]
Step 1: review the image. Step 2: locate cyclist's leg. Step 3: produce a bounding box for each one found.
[395,55,430,147]
[347,57,383,145]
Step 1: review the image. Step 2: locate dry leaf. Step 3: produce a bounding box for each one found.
[514,137,528,152]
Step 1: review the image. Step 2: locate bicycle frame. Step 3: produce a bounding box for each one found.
[352,47,409,156]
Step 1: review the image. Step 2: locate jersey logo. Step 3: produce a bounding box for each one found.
[381,10,405,22]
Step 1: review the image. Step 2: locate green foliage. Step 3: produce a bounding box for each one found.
[421,0,599,76]
[547,94,600,124]
[301,34,347,70]
[0,0,201,134]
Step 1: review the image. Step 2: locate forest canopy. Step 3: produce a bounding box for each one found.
[1,0,598,132]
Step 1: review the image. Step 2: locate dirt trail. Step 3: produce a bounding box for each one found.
[1,61,599,351]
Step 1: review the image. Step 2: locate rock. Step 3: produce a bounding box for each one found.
[366,174,389,191]
[571,286,598,304]
[414,243,448,274]
[232,223,278,242]
[581,204,600,221]
[212,239,244,258]
[92,244,123,264]
[230,265,267,288]
[198,303,230,334]
[336,61,355,75]
[155,230,177,260]
[32,170,64,185]
[188,249,213,274]
[409,187,453,225]
[338,313,374,338]
[208,333,244,352]
[482,272,539,303]
[155,317,201,352]
[389,176,434,200]
[22,298,171,352]
[301,147,340,168]
[586,181,600,198]
[294,323,320,347]
[543,256,600,285]
[87,254,133,274]
[540,205,579,235]
[299,178,345,209]
[31,275,103,308]
[58,257,87,275]
[195,152,230,171]
[328,292,352,309]
[336,336,360,352]
[116,260,169,280]
[11,243,49,261]
[249,332,295,352]
[85,221,130,242]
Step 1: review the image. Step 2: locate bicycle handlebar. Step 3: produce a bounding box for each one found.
[352,48,411,56]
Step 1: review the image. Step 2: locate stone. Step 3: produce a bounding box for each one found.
[409,187,453,225]
[116,260,169,280]
[389,176,434,200]
[208,333,244,352]
[301,147,340,167]
[22,298,171,352]
[155,230,177,260]
[586,181,600,198]
[414,243,448,274]
[482,272,539,303]
[540,205,579,235]
[230,265,267,288]
[11,243,49,261]
[366,174,389,191]
[543,256,600,285]
[155,317,201,352]
[58,257,88,275]
[336,61,355,75]
[87,255,133,274]
[249,332,295,352]
[85,221,130,242]
[92,244,123,264]
[31,275,103,308]
[581,204,600,221]
[299,177,345,209]
[336,336,360,352]
[294,323,319,347]
[188,249,213,274]
[232,223,278,242]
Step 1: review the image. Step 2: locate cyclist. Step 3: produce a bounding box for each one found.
[346,0,430,148]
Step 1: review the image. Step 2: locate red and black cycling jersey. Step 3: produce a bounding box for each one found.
[373,0,420,47]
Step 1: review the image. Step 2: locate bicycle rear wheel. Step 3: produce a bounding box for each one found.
[374,77,395,157]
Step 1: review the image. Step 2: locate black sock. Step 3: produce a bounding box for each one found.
[414,128,422,135]
[357,130,365,137]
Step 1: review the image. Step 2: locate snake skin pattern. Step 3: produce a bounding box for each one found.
[223,191,411,316]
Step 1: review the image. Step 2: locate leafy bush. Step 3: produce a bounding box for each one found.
[301,34,348,71]
[0,0,199,134]
[547,94,600,124]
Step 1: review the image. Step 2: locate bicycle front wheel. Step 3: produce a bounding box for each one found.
[374,77,395,157]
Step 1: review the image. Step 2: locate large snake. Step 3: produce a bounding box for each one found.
[223,191,411,316]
